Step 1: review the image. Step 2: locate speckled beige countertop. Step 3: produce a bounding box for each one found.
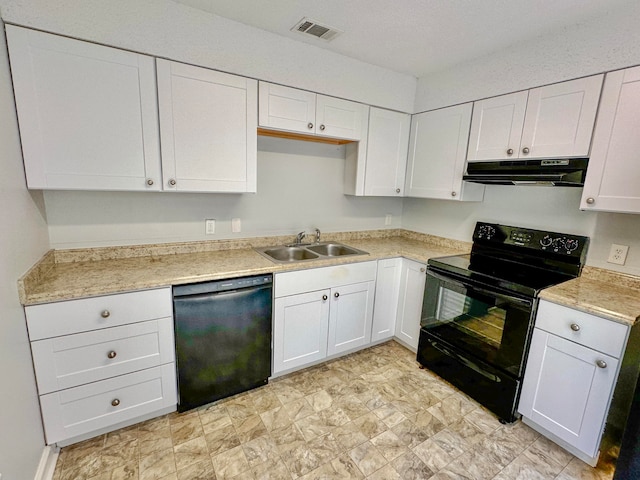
[18,229,469,306]
[539,267,640,327]
[19,229,640,328]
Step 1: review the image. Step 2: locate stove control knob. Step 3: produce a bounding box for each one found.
[565,239,579,253]
[540,235,553,248]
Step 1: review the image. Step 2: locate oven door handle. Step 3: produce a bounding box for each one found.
[427,338,502,383]
[427,269,532,308]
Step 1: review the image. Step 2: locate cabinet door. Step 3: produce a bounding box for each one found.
[467,91,528,161]
[157,59,257,193]
[520,75,603,159]
[6,25,161,191]
[273,290,330,374]
[362,108,410,196]
[327,281,375,356]
[371,258,402,342]
[395,259,427,351]
[258,82,316,135]
[316,95,369,141]
[581,67,640,213]
[405,104,484,201]
[518,328,618,458]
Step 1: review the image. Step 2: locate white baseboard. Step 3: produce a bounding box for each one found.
[34,445,59,480]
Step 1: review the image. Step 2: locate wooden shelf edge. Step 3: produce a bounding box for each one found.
[257,128,354,145]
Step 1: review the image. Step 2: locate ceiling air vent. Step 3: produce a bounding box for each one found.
[291,17,342,41]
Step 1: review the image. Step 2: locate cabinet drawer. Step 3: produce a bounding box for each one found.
[40,364,177,445]
[275,261,377,298]
[536,300,628,358]
[31,317,175,394]
[26,288,172,340]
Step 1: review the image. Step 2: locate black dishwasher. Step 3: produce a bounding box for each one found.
[173,274,272,412]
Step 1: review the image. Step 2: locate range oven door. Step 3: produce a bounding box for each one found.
[417,267,535,422]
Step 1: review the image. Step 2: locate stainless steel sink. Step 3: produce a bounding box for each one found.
[255,242,368,264]
[306,243,360,257]
[262,246,319,262]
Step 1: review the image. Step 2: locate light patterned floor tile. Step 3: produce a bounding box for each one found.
[52,341,616,480]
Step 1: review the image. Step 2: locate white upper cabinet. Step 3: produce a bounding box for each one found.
[362,108,410,196]
[157,59,257,193]
[405,103,484,201]
[581,67,640,213]
[468,75,603,161]
[258,82,368,141]
[6,25,162,191]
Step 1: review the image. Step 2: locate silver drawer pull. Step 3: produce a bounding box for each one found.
[107,351,117,359]
[101,310,111,318]
[111,398,120,407]
[596,360,607,369]
[322,295,328,301]
[570,323,580,332]
[334,292,340,298]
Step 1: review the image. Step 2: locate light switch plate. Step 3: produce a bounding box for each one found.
[385,214,392,226]
[607,244,629,265]
[232,218,241,233]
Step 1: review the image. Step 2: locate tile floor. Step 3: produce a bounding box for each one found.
[52,341,617,480]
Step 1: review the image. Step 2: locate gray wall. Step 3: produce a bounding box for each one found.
[0,17,50,479]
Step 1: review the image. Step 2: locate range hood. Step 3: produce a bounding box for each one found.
[463,158,588,186]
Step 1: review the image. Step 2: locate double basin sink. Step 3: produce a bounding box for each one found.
[255,242,369,264]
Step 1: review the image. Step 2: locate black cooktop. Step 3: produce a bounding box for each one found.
[428,222,590,298]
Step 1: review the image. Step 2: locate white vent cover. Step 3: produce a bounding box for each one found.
[291,17,342,41]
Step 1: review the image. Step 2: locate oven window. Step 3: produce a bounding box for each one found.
[422,274,533,377]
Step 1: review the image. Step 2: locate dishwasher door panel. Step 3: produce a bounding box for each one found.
[174,283,272,411]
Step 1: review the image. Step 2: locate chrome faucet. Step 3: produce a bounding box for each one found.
[314,228,321,244]
[294,231,306,245]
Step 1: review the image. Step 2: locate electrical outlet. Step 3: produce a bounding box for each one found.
[231,218,241,233]
[607,244,629,265]
[205,219,215,235]
[385,214,393,226]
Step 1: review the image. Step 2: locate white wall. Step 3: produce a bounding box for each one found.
[0,18,51,479]
[45,137,403,249]
[406,0,640,276]
[0,0,416,112]
[414,1,640,112]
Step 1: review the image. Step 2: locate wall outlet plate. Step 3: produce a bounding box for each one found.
[231,218,241,233]
[607,244,629,265]
[205,219,215,235]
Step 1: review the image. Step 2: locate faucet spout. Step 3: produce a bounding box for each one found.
[314,228,321,244]
[295,231,306,245]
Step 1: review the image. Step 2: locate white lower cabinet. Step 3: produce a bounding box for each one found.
[394,258,427,351]
[25,288,177,445]
[274,290,330,373]
[273,261,376,375]
[519,300,629,464]
[371,258,402,342]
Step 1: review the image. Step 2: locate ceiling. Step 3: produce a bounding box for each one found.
[173,0,633,78]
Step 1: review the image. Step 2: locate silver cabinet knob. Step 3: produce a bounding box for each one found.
[107,351,117,359]
[111,398,120,407]
[522,147,530,154]
[420,268,426,273]
[334,292,339,298]
[322,295,328,301]
[319,124,326,131]
[586,197,595,205]
[169,179,176,186]
[570,323,580,332]
[307,122,314,129]
[146,179,154,186]
[451,191,457,197]
[396,188,401,194]
[507,148,514,155]
[596,360,607,369]
[101,310,111,318]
